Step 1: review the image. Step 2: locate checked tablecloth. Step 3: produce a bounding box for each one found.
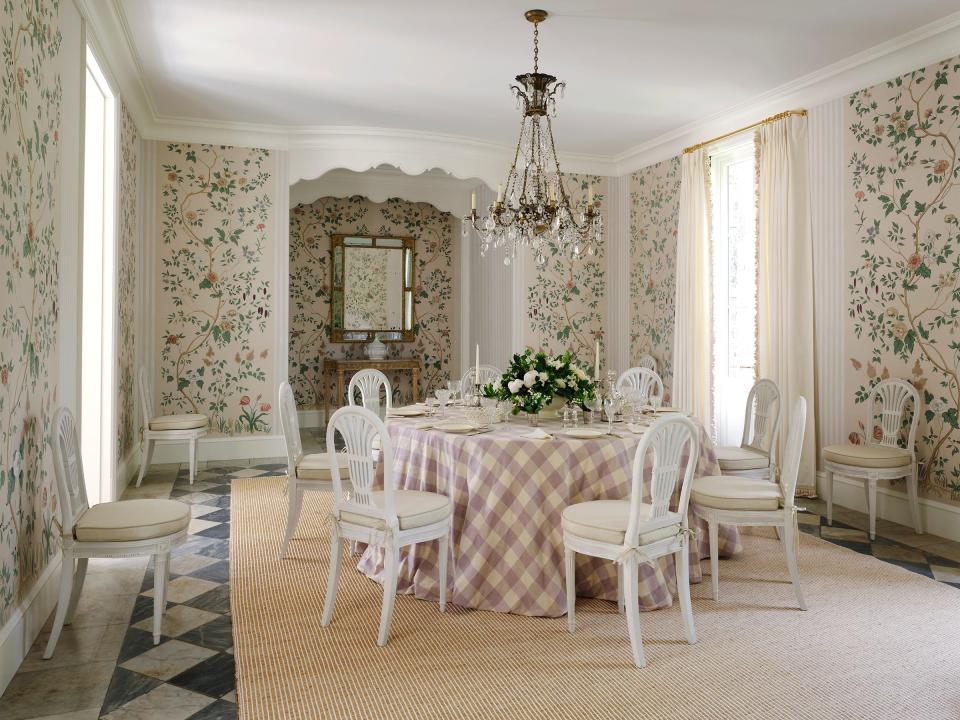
[356,414,742,616]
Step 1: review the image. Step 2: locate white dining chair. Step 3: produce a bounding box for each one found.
[45,408,191,658]
[822,378,920,539]
[278,381,351,558]
[348,368,393,414]
[136,367,209,487]
[637,354,657,372]
[562,414,699,668]
[714,378,781,481]
[691,396,808,610]
[461,364,502,393]
[615,367,664,401]
[322,406,452,646]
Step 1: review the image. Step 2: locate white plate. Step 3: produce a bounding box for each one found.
[389,407,426,417]
[560,428,606,440]
[434,422,476,434]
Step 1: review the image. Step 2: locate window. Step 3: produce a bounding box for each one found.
[81,46,117,503]
[711,141,757,446]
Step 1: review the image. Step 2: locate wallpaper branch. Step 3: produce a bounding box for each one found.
[116,102,139,464]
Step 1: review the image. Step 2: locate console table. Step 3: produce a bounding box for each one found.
[322,358,421,421]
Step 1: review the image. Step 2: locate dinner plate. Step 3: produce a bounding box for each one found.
[389,407,427,417]
[433,422,476,434]
[653,407,682,413]
[560,428,606,440]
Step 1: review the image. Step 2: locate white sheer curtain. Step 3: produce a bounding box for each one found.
[756,114,817,495]
[673,149,713,428]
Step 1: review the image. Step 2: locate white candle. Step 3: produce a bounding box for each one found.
[549,184,556,204]
[471,191,476,211]
[594,339,600,381]
[497,184,503,203]
[475,345,480,384]
[588,183,594,205]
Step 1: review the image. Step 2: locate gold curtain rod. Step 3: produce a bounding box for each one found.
[682,109,807,154]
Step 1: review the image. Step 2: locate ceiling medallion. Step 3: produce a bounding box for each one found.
[464,9,602,265]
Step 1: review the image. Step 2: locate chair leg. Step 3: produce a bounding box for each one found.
[438,531,448,612]
[377,541,401,647]
[153,552,169,644]
[321,524,343,627]
[43,551,75,659]
[824,468,833,526]
[676,546,697,645]
[616,563,625,615]
[782,517,807,610]
[907,466,922,534]
[866,476,878,541]
[64,557,88,625]
[279,484,304,559]
[708,518,720,601]
[623,559,646,668]
[136,439,155,487]
[564,547,576,632]
[188,437,198,485]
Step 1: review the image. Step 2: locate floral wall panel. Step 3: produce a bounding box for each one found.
[845,56,960,502]
[116,102,138,464]
[0,0,62,625]
[523,174,608,369]
[629,157,680,400]
[289,196,458,409]
[156,143,276,435]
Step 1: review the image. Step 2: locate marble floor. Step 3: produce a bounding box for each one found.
[2,448,959,719]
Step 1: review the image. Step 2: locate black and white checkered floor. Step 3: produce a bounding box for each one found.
[2,457,959,719]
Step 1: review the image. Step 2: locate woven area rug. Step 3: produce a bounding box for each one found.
[231,477,960,720]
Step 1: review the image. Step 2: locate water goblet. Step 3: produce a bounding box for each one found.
[649,393,662,410]
[435,388,452,418]
[588,396,603,425]
[604,394,623,434]
[447,379,462,404]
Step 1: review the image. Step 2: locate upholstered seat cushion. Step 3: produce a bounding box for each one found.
[148,413,208,431]
[296,453,352,481]
[341,490,451,531]
[561,500,680,546]
[691,476,782,511]
[715,446,769,471]
[74,499,190,542]
[822,443,911,469]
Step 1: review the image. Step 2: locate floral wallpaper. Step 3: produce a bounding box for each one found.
[0,0,61,625]
[156,143,275,435]
[289,196,458,409]
[524,174,608,369]
[116,102,138,464]
[343,246,390,329]
[629,156,680,399]
[846,55,960,502]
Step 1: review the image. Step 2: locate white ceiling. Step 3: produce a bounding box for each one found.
[119,0,960,157]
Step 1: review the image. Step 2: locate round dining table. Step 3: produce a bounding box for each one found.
[356,407,742,617]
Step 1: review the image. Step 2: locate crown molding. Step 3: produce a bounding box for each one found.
[613,10,960,174]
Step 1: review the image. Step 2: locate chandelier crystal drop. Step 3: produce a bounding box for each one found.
[464,9,602,266]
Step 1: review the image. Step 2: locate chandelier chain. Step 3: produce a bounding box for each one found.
[533,20,539,73]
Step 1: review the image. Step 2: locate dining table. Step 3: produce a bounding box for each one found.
[355,405,742,617]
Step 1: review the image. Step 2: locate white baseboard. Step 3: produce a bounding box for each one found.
[0,553,62,695]
[818,470,960,543]
[297,409,325,429]
[150,433,286,464]
[115,446,141,498]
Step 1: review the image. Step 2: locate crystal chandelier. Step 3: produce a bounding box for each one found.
[464,9,602,266]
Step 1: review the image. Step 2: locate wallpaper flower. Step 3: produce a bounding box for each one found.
[157,143,275,435]
[846,56,960,501]
[289,196,458,409]
[0,0,61,625]
[343,246,390,328]
[116,102,139,464]
[524,174,608,368]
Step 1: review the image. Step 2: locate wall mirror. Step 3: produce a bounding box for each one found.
[330,234,415,342]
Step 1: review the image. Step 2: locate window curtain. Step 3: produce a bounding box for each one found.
[673,149,713,428]
[756,115,817,496]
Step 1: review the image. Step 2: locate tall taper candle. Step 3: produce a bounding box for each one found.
[594,339,600,381]
[471,191,476,211]
[475,345,480,384]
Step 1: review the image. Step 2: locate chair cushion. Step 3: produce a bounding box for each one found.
[715,446,769,471]
[148,413,208,431]
[691,476,782,511]
[561,500,680,546]
[74,499,190,542]
[341,490,451,531]
[823,443,911,469]
[296,453,352,481]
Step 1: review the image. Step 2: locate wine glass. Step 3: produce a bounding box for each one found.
[588,396,603,425]
[603,394,623,434]
[625,390,644,423]
[435,388,452,418]
[447,379,462,404]
[649,392,662,410]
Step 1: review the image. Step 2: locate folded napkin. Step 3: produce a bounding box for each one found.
[524,428,554,440]
[413,421,435,430]
[626,423,648,434]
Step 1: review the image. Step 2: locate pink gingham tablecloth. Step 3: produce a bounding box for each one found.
[356,415,741,616]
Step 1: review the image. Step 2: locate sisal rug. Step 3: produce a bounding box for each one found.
[231,477,960,719]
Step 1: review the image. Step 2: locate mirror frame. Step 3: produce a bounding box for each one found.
[330,233,416,343]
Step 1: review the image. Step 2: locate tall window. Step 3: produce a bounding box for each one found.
[711,141,757,446]
[81,46,117,503]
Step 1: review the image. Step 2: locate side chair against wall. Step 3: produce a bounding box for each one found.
[45,408,191,658]
[615,367,664,400]
[348,368,393,462]
[322,406,452,646]
[278,381,351,558]
[691,396,808,609]
[562,414,700,668]
[136,367,209,487]
[714,378,781,481]
[637,354,657,372]
[821,378,921,540]
[461,365,502,393]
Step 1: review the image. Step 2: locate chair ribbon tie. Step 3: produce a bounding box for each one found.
[614,545,651,566]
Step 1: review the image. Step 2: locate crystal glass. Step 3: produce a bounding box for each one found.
[588,396,603,425]
[603,395,622,434]
[447,379,462,403]
[649,393,662,410]
[435,388,452,417]
[562,403,575,429]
